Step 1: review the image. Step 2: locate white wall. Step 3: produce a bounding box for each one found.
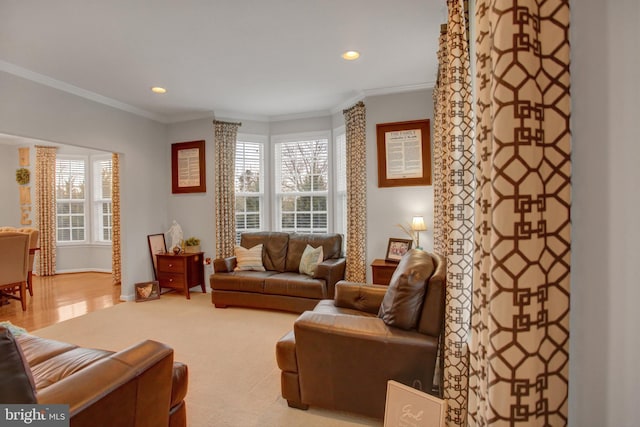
[0,71,169,299]
[0,144,21,226]
[570,1,640,426]
[363,90,433,281]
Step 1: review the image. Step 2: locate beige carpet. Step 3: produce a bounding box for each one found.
[33,292,382,427]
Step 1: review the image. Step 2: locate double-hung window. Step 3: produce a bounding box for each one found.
[56,155,113,244]
[235,139,264,242]
[274,134,329,233]
[93,157,113,242]
[56,158,86,242]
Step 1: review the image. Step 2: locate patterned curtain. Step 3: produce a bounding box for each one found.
[342,101,367,282]
[111,152,121,284]
[433,1,475,425]
[34,146,57,276]
[214,120,241,258]
[469,1,571,426]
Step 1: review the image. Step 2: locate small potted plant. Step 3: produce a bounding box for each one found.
[183,237,201,253]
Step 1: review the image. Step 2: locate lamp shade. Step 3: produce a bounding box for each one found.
[411,216,426,231]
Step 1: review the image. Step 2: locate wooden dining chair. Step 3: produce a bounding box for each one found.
[0,232,30,311]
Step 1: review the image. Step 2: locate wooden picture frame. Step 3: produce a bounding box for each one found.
[376,119,431,187]
[171,140,206,193]
[147,233,167,280]
[384,380,446,427]
[385,238,413,263]
[135,281,160,302]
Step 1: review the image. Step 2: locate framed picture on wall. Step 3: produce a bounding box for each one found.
[376,119,431,187]
[171,140,206,193]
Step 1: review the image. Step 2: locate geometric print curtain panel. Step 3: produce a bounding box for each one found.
[214,120,241,259]
[469,1,571,426]
[432,0,476,425]
[34,145,58,277]
[111,152,121,284]
[342,101,367,283]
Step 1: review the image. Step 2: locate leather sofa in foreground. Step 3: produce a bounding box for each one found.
[211,232,346,313]
[276,249,445,419]
[1,327,188,427]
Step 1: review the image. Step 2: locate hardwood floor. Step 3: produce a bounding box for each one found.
[0,272,121,331]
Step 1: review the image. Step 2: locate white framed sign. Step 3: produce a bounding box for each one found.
[384,380,446,427]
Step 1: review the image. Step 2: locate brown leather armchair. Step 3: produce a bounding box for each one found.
[276,249,445,419]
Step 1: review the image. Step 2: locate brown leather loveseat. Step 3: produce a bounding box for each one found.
[211,232,346,313]
[276,249,445,419]
[1,327,188,427]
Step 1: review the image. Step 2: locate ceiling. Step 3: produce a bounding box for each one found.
[0,1,445,123]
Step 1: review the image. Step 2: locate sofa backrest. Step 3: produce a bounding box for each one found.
[417,252,446,337]
[285,233,343,272]
[240,232,289,272]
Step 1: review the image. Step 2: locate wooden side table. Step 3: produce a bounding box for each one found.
[370,259,398,286]
[156,252,205,299]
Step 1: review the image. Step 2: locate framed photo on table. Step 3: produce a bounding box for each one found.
[385,238,413,263]
[376,119,431,187]
[171,140,206,194]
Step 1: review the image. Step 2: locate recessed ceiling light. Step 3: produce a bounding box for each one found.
[341,51,360,61]
[151,86,167,94]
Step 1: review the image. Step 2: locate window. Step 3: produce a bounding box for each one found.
[93,157,113,242]
[235,140,264,242]
[275,135,329,233]
[56,155,113,244]
[56,158,86,242]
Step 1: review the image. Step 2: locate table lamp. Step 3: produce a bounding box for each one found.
[411,216,427,249]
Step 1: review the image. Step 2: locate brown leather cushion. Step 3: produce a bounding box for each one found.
[241,232,289,272]
[378,249,435,330]
[0,326,37,403]
[286,233,342,272]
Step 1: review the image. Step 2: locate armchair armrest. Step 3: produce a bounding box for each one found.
[293,312,439,418]
[38,340,174,427]
[314,258,346,298]
[213,256,237,273]
[334,282,387,315]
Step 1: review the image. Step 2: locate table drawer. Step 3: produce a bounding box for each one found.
[158,272,186,288]
[157,256,186,273]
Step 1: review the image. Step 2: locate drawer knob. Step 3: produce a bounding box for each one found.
[168,263,173,267]
[169,278,173,282]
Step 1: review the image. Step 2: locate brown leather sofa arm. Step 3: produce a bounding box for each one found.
[213,256,237,273]
[314,258,346,298]
[38,340,175,427]
[333,282,387,314]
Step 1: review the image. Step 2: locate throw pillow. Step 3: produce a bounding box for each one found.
[299,244,324,276]
[0,327,37,404]
[234,244,266,271]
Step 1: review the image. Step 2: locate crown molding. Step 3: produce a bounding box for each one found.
[0,60,168,123]
[2,59,437,125]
